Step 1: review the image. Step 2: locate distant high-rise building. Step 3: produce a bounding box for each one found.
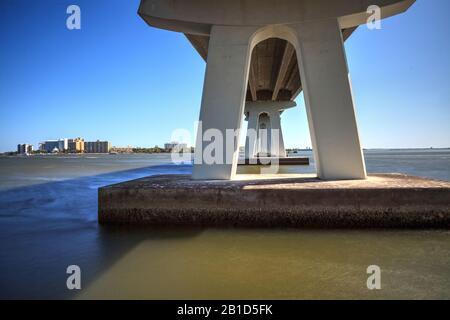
[39,139,68,153]
[68,138,85,153]
[58,139,68,152]
[84,140,111,153]
[17,144,33,154]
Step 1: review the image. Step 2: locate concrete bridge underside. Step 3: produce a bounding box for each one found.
[138,0,415,181]
[186,28,356,103]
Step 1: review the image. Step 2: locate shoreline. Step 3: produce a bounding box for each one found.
[2,148,450,157]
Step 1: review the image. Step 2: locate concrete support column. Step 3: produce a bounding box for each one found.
[244,101,295,159]
[269,110,286,157]
[257,112,271,156]
[192,26,253,180]
[294,19,367,180]
[245,111,258,159]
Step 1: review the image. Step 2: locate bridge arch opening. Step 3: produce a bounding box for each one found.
[241,34,314,172]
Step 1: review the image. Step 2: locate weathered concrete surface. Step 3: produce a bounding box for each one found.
[238,157,309,166]
[98,174,450,228]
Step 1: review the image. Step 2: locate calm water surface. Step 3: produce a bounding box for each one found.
[0,150,449,299]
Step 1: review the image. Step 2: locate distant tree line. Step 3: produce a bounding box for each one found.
[132,147,165,153]
[132,146,194,154]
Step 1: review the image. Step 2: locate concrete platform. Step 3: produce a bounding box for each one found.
[238,157,310,165]
[98,174,450,228]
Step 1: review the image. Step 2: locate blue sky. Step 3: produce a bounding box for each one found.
[0,0,449,152]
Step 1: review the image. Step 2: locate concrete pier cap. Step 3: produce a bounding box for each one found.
[138,0,415,35]
[138,0,416,181]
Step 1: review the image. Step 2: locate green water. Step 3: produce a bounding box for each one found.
[79,228,450,299]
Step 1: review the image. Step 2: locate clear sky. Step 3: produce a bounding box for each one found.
[0,0,449,152]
